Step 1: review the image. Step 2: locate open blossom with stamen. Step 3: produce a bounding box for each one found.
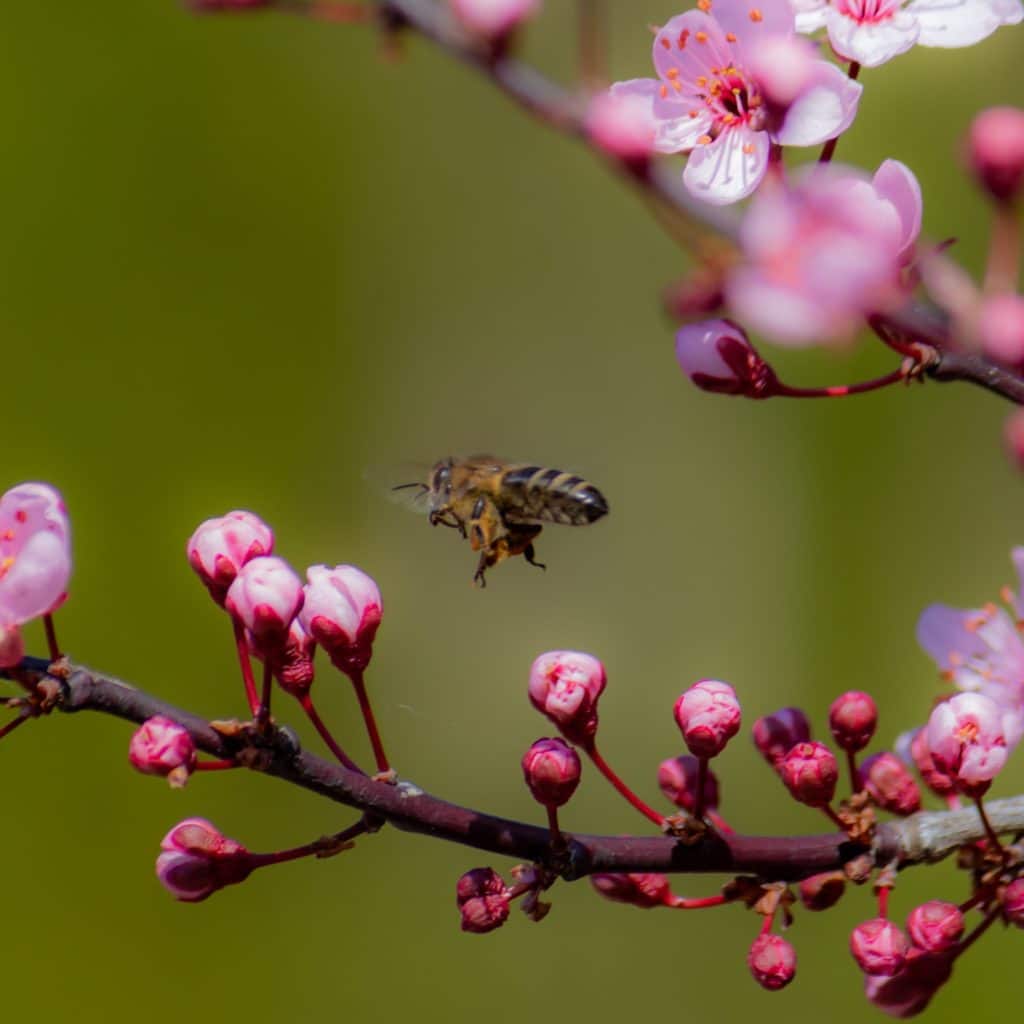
[725,160,922,345]
[610,0,862,205]
[916,547,1024,747]
[926,692,1008,793]
[0,483,72,668]
[792,0,1021,67]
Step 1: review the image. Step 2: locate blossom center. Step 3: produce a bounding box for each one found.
[834,0,903,23]
[698,65,764,135]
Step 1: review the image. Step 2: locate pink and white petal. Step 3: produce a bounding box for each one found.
[683,127,770,205]
[655,110,715,153]
[825,7,920,65]
[774,60,863,146]
[793,0,830,32]
[907,0,1022,47]
[653,12,730,86]
[709,0,795,52]
[726,269,843,344]
[916,604,989,672]
[0,529,71,624]
[606,79,709,154]
[872,159,923,261]
[1003,708,1024,749]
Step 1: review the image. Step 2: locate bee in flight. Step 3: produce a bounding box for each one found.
[394,456,609,586]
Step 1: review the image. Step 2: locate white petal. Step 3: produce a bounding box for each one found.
[792,0,830,32]
[683,128,770,206]
[655,111,715,153]
[825,7,920,65]
[774,61,863,146]
[906,0,1022,46]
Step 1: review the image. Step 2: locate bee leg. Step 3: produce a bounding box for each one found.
[523,543,546,572]
[473,554,489,588]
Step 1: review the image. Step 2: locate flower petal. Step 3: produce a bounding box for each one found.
[774,60,863,146]
[683,127,770,205]
[872,159,923,261]
[906,0,1022,47]
[653,12,729,89]
[916,604,987,672]
[708,0,795,50]
[825,6,920,65]
[793,0,830,32]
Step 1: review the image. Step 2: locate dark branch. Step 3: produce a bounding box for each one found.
[8,657,1023,882]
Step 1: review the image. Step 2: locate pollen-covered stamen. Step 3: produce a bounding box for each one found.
[834,0,902,22]
[0,556,14,582]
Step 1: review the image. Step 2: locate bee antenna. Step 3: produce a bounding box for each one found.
[392,482,427,493]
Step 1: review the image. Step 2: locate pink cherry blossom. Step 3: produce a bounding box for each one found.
[449,0,539,39]
[528,650,606,744]
[521,737,582,808]
[675,318,778,397]
[850,918,909,976]
[673,679,742,758]
[978,293,1024,365]
[906,901,964,953]
[926,692,1008,791]
[129,717,197,788]
[156,818,254,902]
[725,160,922,345]
[224,556,304,648]
[587,86,658,161]
[187,509,273,604]
[658,754,720,813]
[299,564,383,674]
[792,0,1022,68]
[747,933,797,991]
[864,948,954,1017]
[611,0,862,205]
[0,483,72,667]
[779,740,838,805]
[752,706,811,766]
[967,106,1024,204]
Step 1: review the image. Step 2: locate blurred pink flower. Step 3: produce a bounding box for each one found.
[864,947,954,1017]
[587,86,658,161]
[611,0,861,204]
[792,0,1021,67]
[725,160,922,345]
[966,105,1024,204]
[674,318,778,397]
[449,0,539,39]
[0,483,71,667]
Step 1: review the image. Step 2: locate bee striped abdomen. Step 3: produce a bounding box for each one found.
[504,465,609,526]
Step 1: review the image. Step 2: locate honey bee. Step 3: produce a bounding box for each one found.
[395,456,609,586]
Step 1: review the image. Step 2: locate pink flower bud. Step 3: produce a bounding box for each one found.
[0,482,72,635]
[1005,407,1024,472]
[657,754,719,813]
[798,872,845,911]
[1003,878,1024,927]
[850,918,909,977]
[752,707,811,767]
[521,737,581,808]
[186,510,273,604]
[586,85,656,162]
[978,293,1024,366]
[747,934,797,991]
[862,752,922,816]
[251,619,316,698]
[156,818,253,902]
[966,106,1024,204]
[590,873,671,909]
[449,0,539,39]
[780,741,838,807]
[528,650,606,745]
[129,716,197,788]
[225,556,304,653]
[455,867,510,933]
[675,319,777,398]
[898,727,957,798]
[864,948,954,1018]
[906,901,964,953]
[926,692,1007,795]
[299,564,382,675]
[674,680,742,759]
[829,690,877,753]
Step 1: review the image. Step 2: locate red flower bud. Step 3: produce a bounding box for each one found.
[780,741,838,807]
[828,690,877,753]
[864,948,954,1018]
[898,728,957,798]
[747,934,797,991]
[528,651,606,745]
[798,871,846,912]
[129,716,196,788]
[456,868,510,934]
[673,679,742,759]
[850,918,909,977]
[225,556,304,653]
[522,737,582,808]
[156,818,253,903]
[657,754,719,813]
[186,510,273,605]
[590,873,671,909]
[966,106,1024,204]
[299,564,382,675]
[752,707,811,767]
[1003,878,1024,927]
[675,319,777,398]
[906,901,964,953]
[862,751,922,815]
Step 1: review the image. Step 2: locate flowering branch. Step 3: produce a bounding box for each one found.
[11,654,1024,878]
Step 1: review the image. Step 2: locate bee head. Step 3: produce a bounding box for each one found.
[430,458,454,499]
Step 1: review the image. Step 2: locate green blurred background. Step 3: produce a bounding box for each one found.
[2,2,1022,1020]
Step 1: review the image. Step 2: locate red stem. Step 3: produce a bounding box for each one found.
[345,668,390,774]
[847,750,861,793]
[821,805,845,830]
[298,694,366,774]
[194,758,239,772]
[772,366,908,399]
[877,885,890,919]
[257,661,273,729]
[984,203,1021,294]
[0,714,29,743]
[232,620,260,716]
[43,614,61,662]
[584,742,666,827]
[708,810,735,835]
[974,796,1008,864]
[248,817,372,868]
[546,805,563,846]
[955,906,1000,958]
[668,893,729,910]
